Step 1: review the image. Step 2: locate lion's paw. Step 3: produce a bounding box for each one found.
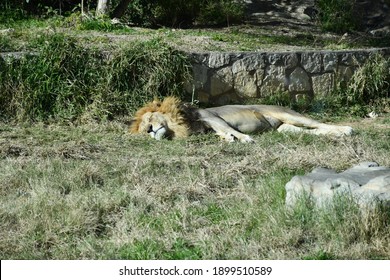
[339,126,354,136]
[330,125,354,137]
[219,133,235,142]
[239,135,255,143]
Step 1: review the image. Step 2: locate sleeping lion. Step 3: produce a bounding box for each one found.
[129,96,353,143]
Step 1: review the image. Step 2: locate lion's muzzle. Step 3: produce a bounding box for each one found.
[147,125,167,140]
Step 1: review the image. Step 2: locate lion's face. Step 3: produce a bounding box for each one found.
[137,111,173,140]
[130,97,190,140]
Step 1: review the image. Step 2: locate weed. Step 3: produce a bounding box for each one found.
[74,15,134,33]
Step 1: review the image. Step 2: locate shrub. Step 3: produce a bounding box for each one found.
[317,53,390,116]
[125,0,245,27]
[316,0,361,33]
[0,34,190,122]
[346,54,390,107]
[196,0,246,26]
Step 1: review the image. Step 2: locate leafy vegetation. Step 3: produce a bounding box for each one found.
[97,0,246,27]
[316,0,361,33]
[0,0,245,28]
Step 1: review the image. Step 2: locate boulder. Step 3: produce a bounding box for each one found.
[285,162,390,209]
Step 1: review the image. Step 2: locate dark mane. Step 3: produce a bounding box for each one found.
[179,103,211,135]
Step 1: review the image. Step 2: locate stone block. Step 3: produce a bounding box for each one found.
[323,52,338,72]
[232,54,265,74]
[208,53,231,68]
[267,53,283,65]
[337,65,354,83]
[192,64,209,89]
[288,67,311,93]
[301,52,322,73]
[197,90,209,104]
[210,67,233,97]
[341,52,368,66]
[283,53,299,69]
[255,68,265,87]
[260,65,286,96]
[234,71,258,98]
[213,91,240,105]
[312,73,335,96]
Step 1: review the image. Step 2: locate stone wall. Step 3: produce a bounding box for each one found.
[185,48,390,105]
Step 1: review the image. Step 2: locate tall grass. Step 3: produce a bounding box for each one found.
[0,34,190,122]
[316,53,390,117]
[344,53,390,113]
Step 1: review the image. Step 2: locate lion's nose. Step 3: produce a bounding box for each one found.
[147,125,153,133]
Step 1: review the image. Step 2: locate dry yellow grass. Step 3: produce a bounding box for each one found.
[0,115,389,259]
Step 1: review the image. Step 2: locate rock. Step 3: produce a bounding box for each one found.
[210,67,233,96]
[341,52,367,66]
[301,52,322,73]
[312,73,335,96]
[189,64,209,90]
[232,54,265,73]
[234,71,258,98]
[260,65,286,96]
[285,162,390,209]
[283,53,299,69]
[323,53,338,72]
[267,53,283,66]
[288,67,311,93]
[337,66,354,83]
[208,53,231,68]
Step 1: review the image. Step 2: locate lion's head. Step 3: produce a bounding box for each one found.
[129,96,190,140]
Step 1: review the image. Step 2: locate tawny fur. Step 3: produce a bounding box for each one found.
[130,96,354,142]
[129,96,190,138]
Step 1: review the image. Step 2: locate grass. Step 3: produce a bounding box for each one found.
[0,116,389,260]
[0,34,190,122]
[1,12,389,54]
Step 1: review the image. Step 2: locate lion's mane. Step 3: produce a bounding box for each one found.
[129,96,191,138]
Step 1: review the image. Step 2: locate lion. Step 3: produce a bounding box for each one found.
[129,96,353,143]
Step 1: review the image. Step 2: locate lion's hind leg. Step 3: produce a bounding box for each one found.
[270,109,353,137]
[277,123,353,137]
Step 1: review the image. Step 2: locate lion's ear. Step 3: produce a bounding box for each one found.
[152,100,162,107]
